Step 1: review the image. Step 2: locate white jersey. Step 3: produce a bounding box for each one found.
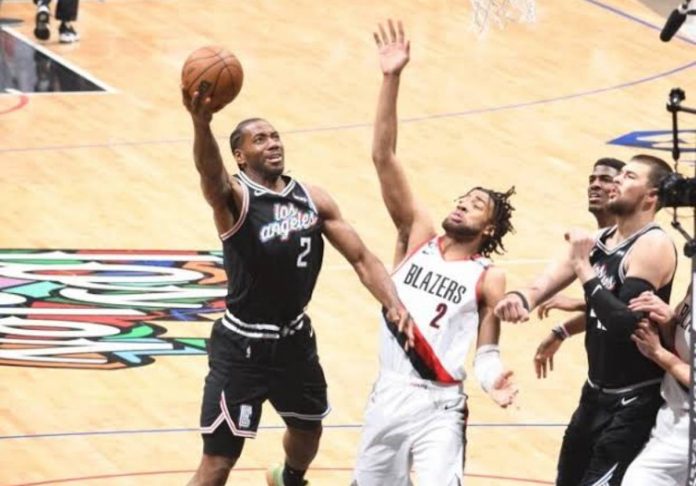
[379,236,490,383]
[663,290,691,411]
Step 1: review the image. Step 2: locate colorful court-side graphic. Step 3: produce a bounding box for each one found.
[0,250,227,369]
[607,130,696,153]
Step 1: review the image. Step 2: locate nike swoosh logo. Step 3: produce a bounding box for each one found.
[620,396,638,406]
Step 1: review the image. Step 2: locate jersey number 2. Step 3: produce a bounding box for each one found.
[430,303,448,328]
[297,237,311,268]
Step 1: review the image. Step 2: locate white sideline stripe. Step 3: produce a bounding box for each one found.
[1,27,117,93]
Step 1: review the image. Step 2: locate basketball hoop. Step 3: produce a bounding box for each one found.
[470,0,537,34]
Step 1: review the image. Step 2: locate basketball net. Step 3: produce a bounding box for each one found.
[470,0,537,34]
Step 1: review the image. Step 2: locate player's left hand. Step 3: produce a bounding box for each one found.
[488,370,518,408]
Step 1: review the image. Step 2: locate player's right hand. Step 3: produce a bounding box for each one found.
[534,333,562,379]
[488,370,518,408]
[494,293,530,323]
[182,86,214,125]
[537,294,584,319]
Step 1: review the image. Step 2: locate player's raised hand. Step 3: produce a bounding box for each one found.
[494,292,530,323]
[182,85,214,125]
[374,19,410,75]
[488,370,518,408]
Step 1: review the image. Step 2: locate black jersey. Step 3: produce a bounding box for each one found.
[221,172,324,325]
[585,223,674,388]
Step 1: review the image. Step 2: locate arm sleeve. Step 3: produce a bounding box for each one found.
[582,277,656,339]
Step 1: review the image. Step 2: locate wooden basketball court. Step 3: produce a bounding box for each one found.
[0,0,693,484]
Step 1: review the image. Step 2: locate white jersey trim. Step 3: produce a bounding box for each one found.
[238,171,296,197]
[220,179,250,241]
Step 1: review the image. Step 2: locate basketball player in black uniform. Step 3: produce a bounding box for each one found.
[495,154,676,485]
[181,90,411,486]
[534,158,624,379]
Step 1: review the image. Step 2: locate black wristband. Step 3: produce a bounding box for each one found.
[506,290,530,311]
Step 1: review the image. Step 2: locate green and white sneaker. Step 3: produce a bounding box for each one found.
[265,464,310,486]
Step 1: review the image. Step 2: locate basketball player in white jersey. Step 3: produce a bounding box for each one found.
[621,287,691,485]
[351,20,518,486]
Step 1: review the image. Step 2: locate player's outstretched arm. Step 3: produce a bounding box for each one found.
[307,184,414,347]
[372,20,435,264]
[494,249,577,323]
[182,87,240,235]
[475,267,518,407]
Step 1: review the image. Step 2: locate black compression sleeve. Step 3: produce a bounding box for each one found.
[582,277,656,339]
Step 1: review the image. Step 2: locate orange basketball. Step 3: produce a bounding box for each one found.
[181,46,244,112]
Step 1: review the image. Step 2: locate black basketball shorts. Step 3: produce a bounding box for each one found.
[199,316,330,441]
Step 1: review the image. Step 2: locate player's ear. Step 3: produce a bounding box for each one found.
[233,149,245,166]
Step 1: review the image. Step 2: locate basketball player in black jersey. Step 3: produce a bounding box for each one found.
[495,154,676,485]
[181,90,412,486]
[534,158,624,379]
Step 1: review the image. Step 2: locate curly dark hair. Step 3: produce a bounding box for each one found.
[464,186,516,257]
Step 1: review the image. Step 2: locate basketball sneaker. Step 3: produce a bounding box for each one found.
[265,464,310,486]
[58,23,79,44]
[33,3,50,41]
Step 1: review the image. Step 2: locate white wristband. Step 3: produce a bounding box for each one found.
[474,344,503,393]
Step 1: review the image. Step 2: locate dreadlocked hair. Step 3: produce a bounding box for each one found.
[470,186,516,257]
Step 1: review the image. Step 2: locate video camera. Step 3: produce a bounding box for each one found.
[661,87,696,208]
[659,173,696,208]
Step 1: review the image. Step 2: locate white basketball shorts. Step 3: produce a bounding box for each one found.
[352,370,468,486]
[621,402,688,486]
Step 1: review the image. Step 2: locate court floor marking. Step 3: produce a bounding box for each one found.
[8,468,554,486]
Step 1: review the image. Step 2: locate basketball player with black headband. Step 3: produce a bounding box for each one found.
[495,154,677,485]
[181,87,413,485]
[351,20,518,486]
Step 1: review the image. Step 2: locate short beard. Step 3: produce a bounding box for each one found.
[607,199,632,216]
[441,218,482,241]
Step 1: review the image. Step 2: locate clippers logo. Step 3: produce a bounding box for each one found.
[0,250,228,370]
[607,130,696,152]
[592,263,616,291]
[259,203,318,243]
